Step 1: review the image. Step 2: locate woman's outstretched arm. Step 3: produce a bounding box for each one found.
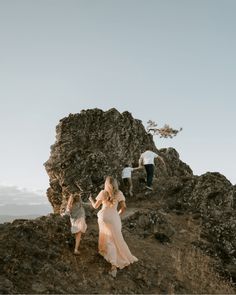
[89,194,102,209]
[66,195,73,212]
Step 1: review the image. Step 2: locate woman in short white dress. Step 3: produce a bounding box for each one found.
[66,193,87,254]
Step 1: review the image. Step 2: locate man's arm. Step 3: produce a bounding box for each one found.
[138,156,143,168]
[158,156,166,167]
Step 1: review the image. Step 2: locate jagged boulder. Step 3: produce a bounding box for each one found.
[44,108,192,213]
[157,148,192,178]
[44,108,156,212]
[149,149,194,208]
[188,173,235,277]
[189,172,234,216]
[163,172,234,214]
[162,171,236,280]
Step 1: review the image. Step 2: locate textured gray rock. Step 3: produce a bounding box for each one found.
[44,108,192,213]
[43,108,236,283]
[163,171,236,280]
[163,172,234,215]
[189,172,234,215]
[44,108,156,212]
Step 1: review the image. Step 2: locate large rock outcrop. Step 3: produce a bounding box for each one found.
[44,108,192,213]
[43,108,236,282]
[2,108,236,293]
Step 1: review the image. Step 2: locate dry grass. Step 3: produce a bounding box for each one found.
[170,246,234,294]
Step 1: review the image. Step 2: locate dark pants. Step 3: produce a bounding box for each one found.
[144,164,154,187]
[122,178,133,195]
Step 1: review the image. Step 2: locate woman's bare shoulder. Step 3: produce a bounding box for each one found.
[117,190,125,201]
[96,189,107,201]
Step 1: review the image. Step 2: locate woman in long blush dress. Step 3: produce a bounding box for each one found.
[89,176,138,277]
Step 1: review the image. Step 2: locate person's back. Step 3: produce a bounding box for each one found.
[121,164,138,197]
[122,166,133,179]
[70,198,84,219]
[88,176,138,277]
[140,150,158,165]
[139,148,165,190]
[98,189,123,209]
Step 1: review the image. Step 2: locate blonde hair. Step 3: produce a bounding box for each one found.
[70,192,82,206]
[104,176,119,205]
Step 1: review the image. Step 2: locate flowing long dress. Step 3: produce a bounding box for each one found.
[96,190,138,269]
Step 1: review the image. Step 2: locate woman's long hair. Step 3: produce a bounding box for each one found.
[104,176,119,205]
[70,192,82,207]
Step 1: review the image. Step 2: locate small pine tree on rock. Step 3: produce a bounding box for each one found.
[147,120,182,138]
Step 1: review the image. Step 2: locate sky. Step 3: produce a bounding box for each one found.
[0,0,236,196]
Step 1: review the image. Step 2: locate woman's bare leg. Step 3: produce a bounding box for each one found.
[128,178,133,196]
[74,232,82,254]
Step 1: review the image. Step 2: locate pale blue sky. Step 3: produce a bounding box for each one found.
[0,0,235,192]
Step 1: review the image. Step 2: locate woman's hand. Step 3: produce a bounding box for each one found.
[67,203,72,211]
[89,193,102,209]
[88,194,93,202]
[118,201,126,215]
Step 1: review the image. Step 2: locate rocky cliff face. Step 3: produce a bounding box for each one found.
[43,108,236,283]
[2,108,235,294]
[1,201,235,294]
[44,108,192,213]
[162,170,236,281]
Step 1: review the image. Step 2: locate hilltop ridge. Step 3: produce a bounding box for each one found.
[0,192,235,294]
[1,108,236,294]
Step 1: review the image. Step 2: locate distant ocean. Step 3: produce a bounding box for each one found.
[0,185,52,223]
[0,203,52,223]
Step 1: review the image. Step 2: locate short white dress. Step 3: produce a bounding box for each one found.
[70,201,87,234]
[96,190,138,269]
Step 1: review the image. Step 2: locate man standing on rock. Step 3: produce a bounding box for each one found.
[138,146,166,190]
